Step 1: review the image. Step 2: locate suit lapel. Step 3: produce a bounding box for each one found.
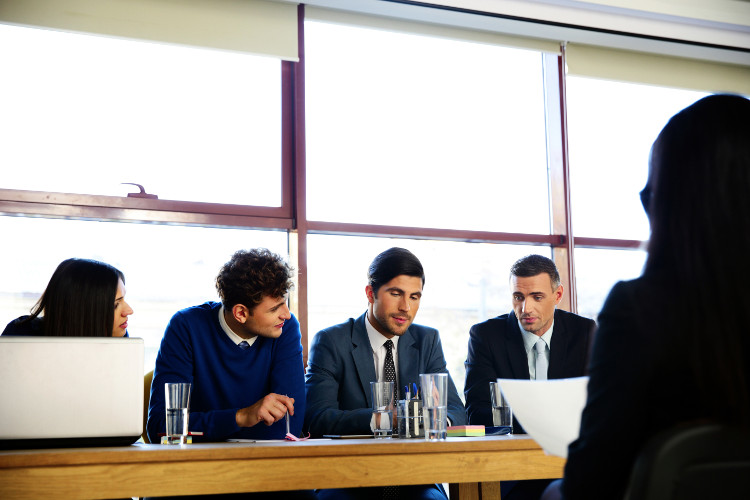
[397,328,418,397]
[351,314,377,407]
[548,310,567,379]
[507,311,532,379]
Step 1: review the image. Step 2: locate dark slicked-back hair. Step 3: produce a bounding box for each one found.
[367,247,425,295]
[510,254,561,289]
[642,94,750,424]
[216,249,294,313]
[27,258,125,337]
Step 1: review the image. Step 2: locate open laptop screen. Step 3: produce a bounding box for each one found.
[0,336,144,449]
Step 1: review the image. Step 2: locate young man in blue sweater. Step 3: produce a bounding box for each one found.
[147,248,305,443]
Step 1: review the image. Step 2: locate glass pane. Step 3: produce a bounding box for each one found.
[0,24,281,206]
[0,215,288,372]
[305,21,550,233]
[307,234,551,400]
[575,247,647,321]
[567,77,707,240]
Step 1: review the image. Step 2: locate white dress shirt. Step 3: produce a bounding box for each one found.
[219,305,258,348]
[519,320,554,380]
[365,312,400,389]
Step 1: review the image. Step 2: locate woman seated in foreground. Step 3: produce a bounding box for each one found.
[545,94,750,500]
[2,258,134,337]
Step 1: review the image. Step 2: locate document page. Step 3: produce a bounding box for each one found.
[497,377,589,458]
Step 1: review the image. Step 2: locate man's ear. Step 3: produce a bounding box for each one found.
[365,285,375,304]
[231,304,251,324]
[554,285,564,305]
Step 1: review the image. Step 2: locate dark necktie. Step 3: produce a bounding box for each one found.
[239,341,250,350]
[382,339,399,499]
[384,339,397,397]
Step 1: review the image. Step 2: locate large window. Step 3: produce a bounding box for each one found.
[567,77,708,241]
[0,24,282,207]
[304,20,550,233]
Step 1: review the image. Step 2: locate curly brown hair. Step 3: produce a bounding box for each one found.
[215,249,294,313]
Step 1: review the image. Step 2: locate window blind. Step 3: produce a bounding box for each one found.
[0,0,299,61]
[566,43,750,96]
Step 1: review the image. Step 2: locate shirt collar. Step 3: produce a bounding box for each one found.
[219,305,258,348]
[520,319,554,353]
[365,311,400,351]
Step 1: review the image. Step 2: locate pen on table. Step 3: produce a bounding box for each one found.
[404,385,410,436]
[285,394,290,435]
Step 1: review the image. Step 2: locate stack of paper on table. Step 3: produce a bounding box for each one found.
[496,377,589,458]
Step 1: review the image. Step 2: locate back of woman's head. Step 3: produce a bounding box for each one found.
[642,93,750,423]
[32,258,125,337]
[645,94,750,277]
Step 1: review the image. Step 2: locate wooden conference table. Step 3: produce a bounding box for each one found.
[0,435,565,499]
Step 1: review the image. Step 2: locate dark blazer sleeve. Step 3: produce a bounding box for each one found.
[304,323,372,437]
[548,310,597,380]
[418,326,467,426]
[562,281,654,500]
[464,320,501,426]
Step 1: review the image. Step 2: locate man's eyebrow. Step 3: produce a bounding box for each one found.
[384,287,422,297]
[267,298,287,311]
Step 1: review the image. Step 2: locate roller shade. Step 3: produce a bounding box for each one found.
[566,43,750,95]
[305,6,561,55]
[0,0,299,61]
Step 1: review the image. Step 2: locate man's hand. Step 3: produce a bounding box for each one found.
[236,393,294,428]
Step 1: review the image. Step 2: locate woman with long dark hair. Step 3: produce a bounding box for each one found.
[3,258,134,337]
[546,94,750,499]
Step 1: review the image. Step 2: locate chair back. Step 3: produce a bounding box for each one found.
[142,370,153,443]
[624,424,750,500]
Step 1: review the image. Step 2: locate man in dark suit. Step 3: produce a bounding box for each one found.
[305,247,466,500]
[464,254,595,500]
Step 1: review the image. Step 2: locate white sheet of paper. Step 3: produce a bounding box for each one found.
[497,376,589,458]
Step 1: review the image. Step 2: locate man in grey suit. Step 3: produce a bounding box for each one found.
[305,247,466,500]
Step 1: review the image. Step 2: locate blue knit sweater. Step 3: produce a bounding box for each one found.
[147,301,305,442]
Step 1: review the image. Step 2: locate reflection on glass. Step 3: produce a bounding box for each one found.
[567,77,707,240]
[307,234,552,399]
[0,24,281,206]
[0,216,288,372]
[574,247,647,321]
[305,21,549,233]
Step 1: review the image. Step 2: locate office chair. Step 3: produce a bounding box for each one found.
[142,370,153,443]
[623,423,750,500]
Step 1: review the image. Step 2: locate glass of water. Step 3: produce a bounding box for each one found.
[370,381,395,438]
[420,373,448,441]
[489,381,513,434]
[165,382,191,444]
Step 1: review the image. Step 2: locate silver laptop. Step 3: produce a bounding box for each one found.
[0,336,144,448]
